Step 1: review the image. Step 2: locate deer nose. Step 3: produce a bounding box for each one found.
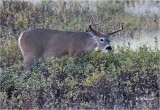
[106,46,112,51]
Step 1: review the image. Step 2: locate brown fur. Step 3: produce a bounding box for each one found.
[19,24,123,70]
[18,28,97,70]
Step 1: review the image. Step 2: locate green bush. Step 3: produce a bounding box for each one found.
[0,44,159,109]
[0,38,22,68]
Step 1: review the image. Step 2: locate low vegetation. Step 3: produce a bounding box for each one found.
[0,41,159,109]
[0,0,160,109]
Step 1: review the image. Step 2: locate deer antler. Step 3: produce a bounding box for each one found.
[89,24,100,35]
[88,16,100,35]
[109,23,123,35]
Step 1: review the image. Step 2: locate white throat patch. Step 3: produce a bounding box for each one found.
[94,46,99,51]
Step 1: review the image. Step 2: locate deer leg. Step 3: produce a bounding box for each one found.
[24,56,35,71]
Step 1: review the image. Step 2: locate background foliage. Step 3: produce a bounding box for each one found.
[0,0,160,109]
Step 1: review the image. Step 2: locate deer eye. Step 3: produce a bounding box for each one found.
[100,38,104,42]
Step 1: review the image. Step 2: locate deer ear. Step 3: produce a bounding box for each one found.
[86,30,96,34]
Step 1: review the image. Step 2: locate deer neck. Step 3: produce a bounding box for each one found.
[87,31,99,51]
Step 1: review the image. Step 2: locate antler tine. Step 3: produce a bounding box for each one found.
[110,23,123,35]
[89,24,98,30]
[88,15,99,30]
[89,24,100,35]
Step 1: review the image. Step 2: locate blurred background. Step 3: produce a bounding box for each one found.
[1,0,160,50]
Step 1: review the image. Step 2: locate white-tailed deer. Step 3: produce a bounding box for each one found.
[18,24,123,70]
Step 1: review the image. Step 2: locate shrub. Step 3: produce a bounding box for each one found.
[0,45,159,109]
[0,38,22,68]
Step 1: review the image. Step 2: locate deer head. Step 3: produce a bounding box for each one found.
[86,23,123,52]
